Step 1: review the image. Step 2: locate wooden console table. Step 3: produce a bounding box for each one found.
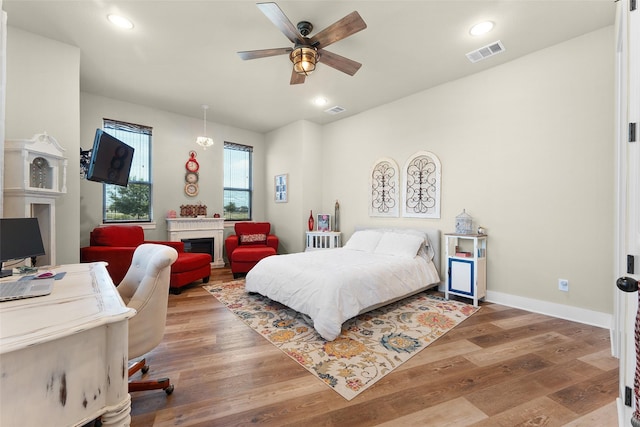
[0,263,135,426]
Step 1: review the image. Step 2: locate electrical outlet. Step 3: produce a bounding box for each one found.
[558,279,569,292]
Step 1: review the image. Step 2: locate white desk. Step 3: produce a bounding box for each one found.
[0,263,135,426]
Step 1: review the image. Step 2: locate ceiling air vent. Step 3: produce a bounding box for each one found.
[325,105,346,115]
[466,40,505,63]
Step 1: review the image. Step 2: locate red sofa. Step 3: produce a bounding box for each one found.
[225,222,278,278]
[80,225,211,293]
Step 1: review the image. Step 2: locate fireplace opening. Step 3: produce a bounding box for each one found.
[181,237,214,259]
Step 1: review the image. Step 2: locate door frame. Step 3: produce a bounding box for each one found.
[614,0,639,425]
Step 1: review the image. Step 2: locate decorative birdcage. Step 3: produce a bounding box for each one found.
[455,209,473,234]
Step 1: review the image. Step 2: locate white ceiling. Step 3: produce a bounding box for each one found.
[3,1,615,133]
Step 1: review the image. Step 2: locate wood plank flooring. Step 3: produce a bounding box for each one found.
[129,268,619,426]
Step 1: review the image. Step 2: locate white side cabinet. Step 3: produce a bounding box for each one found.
[306,231,341,251]
[3,134,67,267]
[444,233,487,306]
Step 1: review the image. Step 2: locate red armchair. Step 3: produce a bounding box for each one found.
[225,222,278,278]
[80,225,211,293]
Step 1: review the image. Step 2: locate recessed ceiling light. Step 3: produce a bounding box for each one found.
[314,97,328,106]
[107,14,134,30]
[469,21,494,36]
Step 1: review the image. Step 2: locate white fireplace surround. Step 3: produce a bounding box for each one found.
[166,218,224,268]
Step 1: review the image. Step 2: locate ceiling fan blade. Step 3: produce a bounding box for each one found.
[257,2,304,45]
[309,11,367,49]
[318,49,362,76]
[290,69,306,85]
[237,47,293,60]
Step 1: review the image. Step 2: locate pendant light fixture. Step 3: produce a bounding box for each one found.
[290,46,318,76]
[196,105,214,149]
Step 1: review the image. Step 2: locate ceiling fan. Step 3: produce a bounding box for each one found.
[237,2,367,85]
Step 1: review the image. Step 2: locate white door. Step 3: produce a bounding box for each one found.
[615,1,640,425]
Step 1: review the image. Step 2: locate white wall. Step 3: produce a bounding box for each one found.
[4,27,80,264]
[317,27,615,316]
[80,93,266,245]
[265,120,323,253]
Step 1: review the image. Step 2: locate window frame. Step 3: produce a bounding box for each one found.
[101,118,153,223]
[223,141,253,221]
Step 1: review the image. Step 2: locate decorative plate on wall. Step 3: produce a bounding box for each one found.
[185,183,199,197]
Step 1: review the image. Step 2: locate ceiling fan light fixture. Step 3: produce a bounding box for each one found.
[290,46,318,76]
[196,105,214,150]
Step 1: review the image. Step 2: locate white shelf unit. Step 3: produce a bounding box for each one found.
[444,233,487,306]
[305,231,341,251]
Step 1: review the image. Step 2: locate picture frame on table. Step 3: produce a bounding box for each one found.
[275,174,288,203]
[317,213,331,232]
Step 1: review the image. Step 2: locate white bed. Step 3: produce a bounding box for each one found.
[245,228,441,341]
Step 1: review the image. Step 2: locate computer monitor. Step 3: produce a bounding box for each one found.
[0,218,46,278]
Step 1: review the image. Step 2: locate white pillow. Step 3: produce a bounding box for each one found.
[343,230,383,252]
[377,228,434,260]
[374,232,424,258]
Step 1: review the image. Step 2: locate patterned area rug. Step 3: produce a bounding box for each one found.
[204,280,479,401]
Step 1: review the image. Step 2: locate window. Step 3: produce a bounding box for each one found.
[102,119,152,222]
[223,142,253,220]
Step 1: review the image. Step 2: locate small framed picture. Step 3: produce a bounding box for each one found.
[275,174,288,203]
[317,213,331,231]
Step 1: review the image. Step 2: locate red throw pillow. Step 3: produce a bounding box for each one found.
[239,233,267,245]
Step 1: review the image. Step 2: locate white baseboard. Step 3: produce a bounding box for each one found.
[485,290,612,330]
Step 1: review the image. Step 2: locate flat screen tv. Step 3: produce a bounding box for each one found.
[86,129,135,187]
[0,217,46,278]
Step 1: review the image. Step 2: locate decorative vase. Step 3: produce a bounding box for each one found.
[308,210,314,231]
[334,200,340,232]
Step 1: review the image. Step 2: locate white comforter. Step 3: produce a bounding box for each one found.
[244,248,440,341]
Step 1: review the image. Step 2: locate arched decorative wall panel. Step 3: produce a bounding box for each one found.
[369,157,399,217]
[402,151,441,218]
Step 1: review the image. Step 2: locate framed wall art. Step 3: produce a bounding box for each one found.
[317,213,331,231]
[275,173,288,203]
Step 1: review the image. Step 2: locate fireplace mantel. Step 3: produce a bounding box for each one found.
[166,218,224,268]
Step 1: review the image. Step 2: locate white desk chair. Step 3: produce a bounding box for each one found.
[117,243,178,394]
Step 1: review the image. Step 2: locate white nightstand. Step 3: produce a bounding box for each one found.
[444,233,487,306]
[305,231,342,251]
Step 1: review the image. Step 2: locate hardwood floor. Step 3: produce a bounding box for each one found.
[129,268,619,426]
